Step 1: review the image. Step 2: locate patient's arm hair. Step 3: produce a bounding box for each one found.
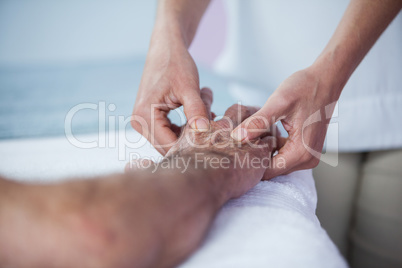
[0,91,276,268]
[0,159,233,268]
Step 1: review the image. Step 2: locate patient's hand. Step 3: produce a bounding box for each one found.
[151,88,279,198]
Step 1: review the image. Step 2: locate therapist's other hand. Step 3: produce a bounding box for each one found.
[132,30,209,155]
[231,67,340,180]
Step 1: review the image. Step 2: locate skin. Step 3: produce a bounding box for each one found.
[132,0,212,155]
[0,89,278,268]
[133,0,402,178]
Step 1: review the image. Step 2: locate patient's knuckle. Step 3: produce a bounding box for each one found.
[227,104,240,113]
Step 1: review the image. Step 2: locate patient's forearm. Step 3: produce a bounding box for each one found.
[0,153,234,268]
[138,155,233,267]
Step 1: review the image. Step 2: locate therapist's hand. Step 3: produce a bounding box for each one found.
[231,66,341,180]
[132,30,209,155]
[230,0,402,179]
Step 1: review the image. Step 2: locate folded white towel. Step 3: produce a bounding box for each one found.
[180,170,347,268]
[0,133,347,267]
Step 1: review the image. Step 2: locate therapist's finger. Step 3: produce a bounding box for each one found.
[261,133,320,180]
[199,87,213,120]
[260,138,300,180]
[256,135,278,152]
[131,106,178,155]
[180,88,210,132]
[231,96,286,142]
[152,119,179,155]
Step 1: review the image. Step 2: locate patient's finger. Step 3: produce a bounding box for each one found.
[223,104,259,126]
[254,135,277,151]
[211,112,217,120]
[200,87,213,120]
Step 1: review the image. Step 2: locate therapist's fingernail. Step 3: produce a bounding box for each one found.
[231,128,248,141]
[190,118,209,132]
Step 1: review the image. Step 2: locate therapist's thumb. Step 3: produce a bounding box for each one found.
[182,88,210,132]
[231,103,284,142]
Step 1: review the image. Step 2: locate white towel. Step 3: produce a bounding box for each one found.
[0,133,347,267]
[180,170,347,268]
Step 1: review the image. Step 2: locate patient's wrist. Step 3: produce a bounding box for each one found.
[164,150,235,175]
[161,151,238,202]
